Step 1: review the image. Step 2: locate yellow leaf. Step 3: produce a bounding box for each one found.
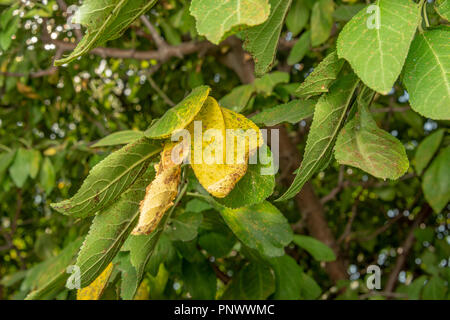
[188,97,262,198]
[16,82,41,100]
[134,279,150,300]
[77,263,113,300]
[132,143,182,235]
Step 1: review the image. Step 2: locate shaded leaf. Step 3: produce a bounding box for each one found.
[251,99,315,126]
[166,211,203,242]
[91,130,144,147]
[293,235,336,262]
[9,148,32,188]
[182,259,217,299]
[414,129,445,175]
[310,0,334,47]
[287,30,311,65]
[39,157,55,195]
[286,0,310,36]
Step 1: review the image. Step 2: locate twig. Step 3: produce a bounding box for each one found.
[147,76,175,107]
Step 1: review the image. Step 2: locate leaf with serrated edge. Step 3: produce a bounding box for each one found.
[55,0,158,65]
[251,99,316,127]
[92,130,144,148]
[51,138,162,218]
[296,51,344,99]
[76,166,156,287]
[278,73,359,201]
[243,0,292,76]
[335,88,409,180]
[403,29,450,120]
[337,0,420,94]
[190,0,270,45]
[145,86,210,139]
[77,263,113,300]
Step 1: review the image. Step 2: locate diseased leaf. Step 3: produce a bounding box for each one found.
[76,167,156,287]
[92,130,144,148]
[335,88,409,180]
[190,0,270,44]
[310,0,334,47]
[243,0,292,76]
[220,201,293,257]
[287,30,311,65]
[132,143,182,235]
[145,85,210,139]
[77,263,113,300]
[414,129,445,175]
[51,138,161,218]
[286,0,310,36]
[55,0,158,65]
[293,235,336,262]
[188,97,262,198]
[422,146,450,213]
[403,29,450,120]
[278,74,359,201]
[337,0,420,94]
[251,99,316,126]
[296,51,344,99]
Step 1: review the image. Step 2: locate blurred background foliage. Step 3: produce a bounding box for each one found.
[0,0,449,300]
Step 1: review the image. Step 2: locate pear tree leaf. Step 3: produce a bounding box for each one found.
[293,235,336,262]
[286,0,310,36]
[403,29,450,120]
[243,0,292,76]
[51,138,162,218]
[414,129,445,175]
[220,201,293,257]
[145,85,210,139]
[278,74,359,201]
[92,130,144,147]
[334,88,409,180]
[435,0,450,21]
[55,0,158,65]
[251,99,316,126]
[337,0,420,94]
[296,51,344,99]
[190,0,270,44]
[287,30,311,65]
[310,0,334,47]
[77,263,114,300]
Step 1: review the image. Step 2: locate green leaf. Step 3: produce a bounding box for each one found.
[198,232,235,258]
[337,0,420,94]
[286,0,310,36]
[51,138,161,218]
[76,167,155,287]
[333,4,366,22]
[269,255,303,299]
[222,262,275,299]
[251,99,315,126]
[435,0,450,21]
[287,30,311,65]
[254,71,290,94]
[278,74,359,201]
[220,201,293,257]
[185,199,212,213]
[310,0,334,47]
[190,0,270,45]
[166,211,203,242]
[403,29,450,120]
[243,0,292,76]
[296,51,344,99]
[422,146,450,213]
[55,0,158,65]
[219,84,255,113]
[397,275,427,300]
[39,157,55,195]
[297,271,321,299]
[334,88,409,180]
[214,144,275,208]
[182,259,217,299]
[422,276,447,300]
[0,151,15,183]
[293,235,336,262]
[91,130,144,147]
[145,85,210,138]
[115,252,138,300]
[414,129,445,175]
[9,148,32,188]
